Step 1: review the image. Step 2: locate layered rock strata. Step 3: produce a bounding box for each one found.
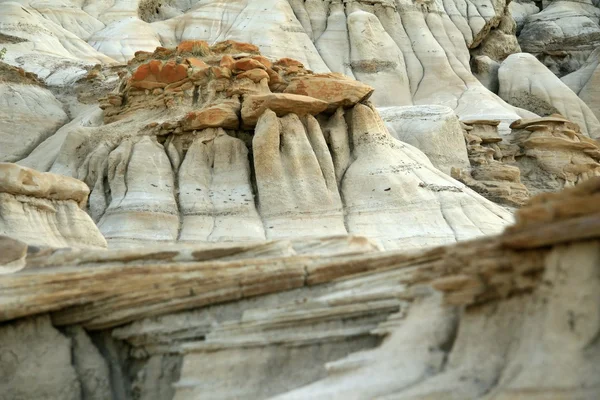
[1,178,599,400]
[20,42,512,249]
[453,116,600,203]
[0,0,534,126]
[0,163,107,251]
[452,119,529,207]
[509,116,600,195]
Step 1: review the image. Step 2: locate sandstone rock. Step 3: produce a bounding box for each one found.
[509,0,540,34]
[452,120,530,207]
[88,18,162,63]
[509,116,600,194]
[178,129,265,242]
[1,2,600,399]
[1,180,598,399]
[0,162,89,206]
[97,137,179,246]
[341,103,512,250]
[470,15,521,62]
[471,55,501,93]
[235,68,270,83]
[0,235,27,273]
[284,74,374,111]
[0,163,107,249]
[241,93,328,127]
[253,110,345,239]
[0,79,68,163]
[182,101,240,131]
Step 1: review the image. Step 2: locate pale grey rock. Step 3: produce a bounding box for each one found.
[341,104,512,250]
[499,53,600,138]
[0,83,68,163]
[0,163,107,249]
[97,136,179,246]
[518,0,600,76]
[379,105,471,175]
[63,326,113,400]
[471,55,500,93]
[0,1,116,84]
[509,0,540,34]
[0,315,81,400]
[562,47,600,123]
[178,129,265,242]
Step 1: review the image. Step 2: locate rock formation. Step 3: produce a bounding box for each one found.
[518,0,600,76]
[498,53,600,138]
[1,0,600,398]
[1,177,599,399]
[0,163,107,252]
[562,47,600,122]
[2,42,513,250]
[452,119,530,207]
[453,115,600,203]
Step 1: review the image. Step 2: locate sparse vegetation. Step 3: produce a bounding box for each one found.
[191,42,210,57]
[0,47,6,60]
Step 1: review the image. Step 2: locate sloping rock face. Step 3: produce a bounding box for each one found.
[0,0,536,127]
[0,163,107,251]
[0,62,69,163]
[498,53,600,138]
[518,0,600,76]
[562,47,600,123]
[1,1,600,398]
[379,105,471,175]
[1,178,599,400]
[8,42,511,250]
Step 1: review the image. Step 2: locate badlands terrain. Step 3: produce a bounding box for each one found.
[0,0,600,399]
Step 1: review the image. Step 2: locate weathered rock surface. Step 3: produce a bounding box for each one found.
[509,0,539,34]
[509,116,600,195]
[0,63,68,163]
[7,43,511,249]
[454,115,600,204]
[452,120,530,207]
[0,163,107,250]
[0,315,82,400]
[1,2,599,398]
[518,0,600,76]
[379,105,471,175]
[562,47,600,123]
[499,53,600,138]
[0,0,533,125]
[0,178,598,400]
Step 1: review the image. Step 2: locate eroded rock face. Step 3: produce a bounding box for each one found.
[509,116,600,195]
[0,163,107,250]
[499,53,600,138]
[0,62,69,163]
[452,120,530,207]
[453,115,600,204]
[0,316,80,400]
[18,42,512,249]
[1,179,598,400]
[518,0,600,76]
[562,47,600,123]
[0,0,533,126]
[379,105,471,175]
